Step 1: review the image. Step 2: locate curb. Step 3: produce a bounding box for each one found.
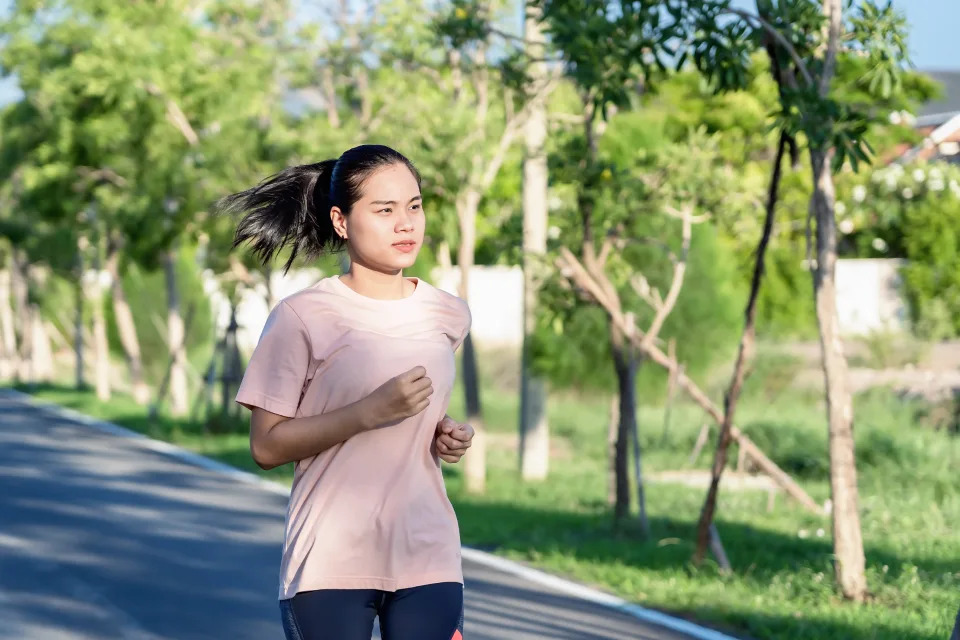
[2,388,740,640]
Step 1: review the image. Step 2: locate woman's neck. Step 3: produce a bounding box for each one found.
[339,266,414,300]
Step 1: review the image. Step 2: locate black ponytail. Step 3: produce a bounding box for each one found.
[219,145,421,274]
[218,160,338,274]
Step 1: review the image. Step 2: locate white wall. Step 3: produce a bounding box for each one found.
[205,267,325,355]
[222,259,908,355]
[835,259,908,335]
[431,265,524,348]
[226,265,525,354]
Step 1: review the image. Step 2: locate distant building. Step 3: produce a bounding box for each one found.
[897,70,960,164]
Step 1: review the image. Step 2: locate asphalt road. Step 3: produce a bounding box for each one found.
[0,391,710,640]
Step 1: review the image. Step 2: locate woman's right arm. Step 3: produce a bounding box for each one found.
[249,365,433,470]
[250,401,374,470]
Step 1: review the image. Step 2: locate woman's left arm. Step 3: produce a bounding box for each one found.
[435,414,475,463]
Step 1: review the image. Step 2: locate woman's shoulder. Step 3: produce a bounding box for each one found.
[419,280,470,334]
[421,280,469,315]
[276,277,345,322]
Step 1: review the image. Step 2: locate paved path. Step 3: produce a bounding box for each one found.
[0,391,715,640]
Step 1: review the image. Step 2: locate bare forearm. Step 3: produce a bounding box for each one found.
[253,399,375,469]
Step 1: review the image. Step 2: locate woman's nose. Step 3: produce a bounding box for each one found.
[397,212,415,231]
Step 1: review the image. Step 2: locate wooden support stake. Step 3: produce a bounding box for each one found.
[558,248,824,515]
[689,423,710,466]
[708,524,732,574]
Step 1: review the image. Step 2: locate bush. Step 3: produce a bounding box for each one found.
[901,191,960,338]
[844,162,960,338]
[754,246,818,338]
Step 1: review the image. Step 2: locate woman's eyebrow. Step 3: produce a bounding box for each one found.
[370,195,422,205]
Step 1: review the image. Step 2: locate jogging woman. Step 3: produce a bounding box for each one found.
[222,144,474,640]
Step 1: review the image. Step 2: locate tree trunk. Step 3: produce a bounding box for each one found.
[810,149,867,601]
[164,248,190,417]
[694,131,787,565]
[320,66,341,129]
[660,339,679,444]
[220,304,242,423]
[85,258,111,401]
[458,191,486,494]
[74,251,85,390]
[11,250,30,381]
[611,321,645,529]
[264,265,279,311]
[26,266,53,383]
[612,339,632,521]
[18,306,35,383]
[607,393,618,506]
[0,267,18,380]
[80,238,110,402]
[629,362,648,533]
[437,240,453,271]
[106,242,150,404]
[518,1,550,482]
[29,310,53,382]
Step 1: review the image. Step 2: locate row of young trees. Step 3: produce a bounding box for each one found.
[0,0,939,602]
[463,0,924,602]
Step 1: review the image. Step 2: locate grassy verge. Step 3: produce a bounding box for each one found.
[7,378,959,640]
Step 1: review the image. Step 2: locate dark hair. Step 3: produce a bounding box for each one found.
[218,144,421,273]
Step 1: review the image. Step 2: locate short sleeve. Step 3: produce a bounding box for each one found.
[235,300,312,417]
[451,298,472,352]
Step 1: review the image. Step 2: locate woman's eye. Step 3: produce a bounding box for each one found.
[377,208,391,214]
[411,204,422,211]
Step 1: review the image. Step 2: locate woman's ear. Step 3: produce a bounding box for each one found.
[330,206,348,239]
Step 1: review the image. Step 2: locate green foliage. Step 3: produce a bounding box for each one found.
[622,58,932,341]
[845,162,960,338]
[532,127,744,395]
[634,224,744,399]
[754,246,817,338]
[0,0,292,280]
[433,0,490,50]
[105,246,213,386]
[675,0,912,173]
[902,197,960,339]
[535,0,677,114]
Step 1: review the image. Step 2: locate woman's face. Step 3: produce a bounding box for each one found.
[334,164,425,273]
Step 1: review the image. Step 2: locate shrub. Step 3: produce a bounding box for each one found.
[844,162,960,338]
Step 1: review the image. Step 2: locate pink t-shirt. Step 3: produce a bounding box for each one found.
[235,274,471,599]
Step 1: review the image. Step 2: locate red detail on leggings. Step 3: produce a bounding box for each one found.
[451,631,462,640]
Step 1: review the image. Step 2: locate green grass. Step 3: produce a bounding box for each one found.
[8,374,960,640]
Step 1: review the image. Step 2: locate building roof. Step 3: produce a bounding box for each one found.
[916,70,960,127]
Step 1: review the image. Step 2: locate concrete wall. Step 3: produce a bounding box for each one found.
[835,259,909,335]
[431,265,524,348]
[225,258,909,355]
[228,265,525,355]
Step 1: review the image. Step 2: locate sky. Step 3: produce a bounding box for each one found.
[0,0,957,106]
[891,0,960,70]
[729,0,960,70]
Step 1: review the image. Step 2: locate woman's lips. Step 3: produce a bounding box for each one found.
[392,241,417,253]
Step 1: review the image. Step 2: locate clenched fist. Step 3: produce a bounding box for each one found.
[363,366,433,427]
[434,415,474,463]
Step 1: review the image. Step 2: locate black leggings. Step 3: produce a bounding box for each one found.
[279,582,464,640]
